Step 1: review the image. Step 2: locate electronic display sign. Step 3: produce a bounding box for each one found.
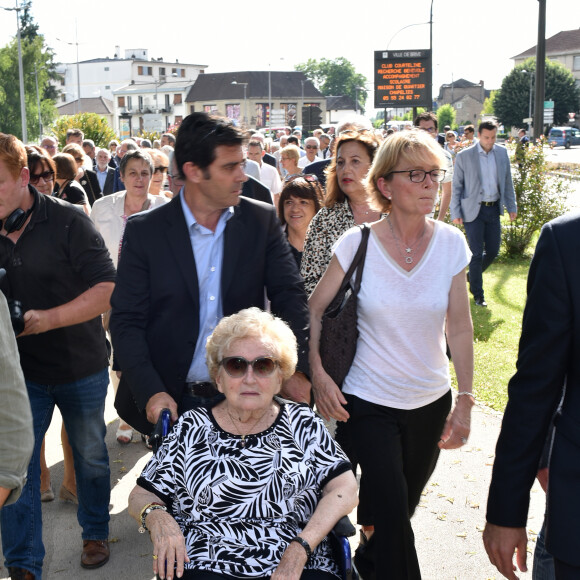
[374,50,432,109]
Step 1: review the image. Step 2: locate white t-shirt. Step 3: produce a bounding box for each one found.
[298,155,321,169]
[333,220,471,410]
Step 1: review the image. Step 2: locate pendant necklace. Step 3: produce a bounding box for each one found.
[226,405,271,448]
[387,214,426,265]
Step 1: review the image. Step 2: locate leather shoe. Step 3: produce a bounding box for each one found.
[81,539,110,569]
[8,567,35,580]
[474,297,488,307]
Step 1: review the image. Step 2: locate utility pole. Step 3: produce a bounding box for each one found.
[533,0,546,137]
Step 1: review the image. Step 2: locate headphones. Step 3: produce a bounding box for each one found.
[1,194,37,234]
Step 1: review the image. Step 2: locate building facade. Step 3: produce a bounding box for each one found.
[512,29,580,89]
[185,71,325,132]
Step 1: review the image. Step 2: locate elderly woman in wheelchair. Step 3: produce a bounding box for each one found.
[128,308,358,580]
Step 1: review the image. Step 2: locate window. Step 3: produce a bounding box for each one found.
[118,96,125,107]
[574,55,580,71]
[174,94,182,104]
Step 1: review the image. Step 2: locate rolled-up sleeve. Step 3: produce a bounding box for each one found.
[0,295,33,506]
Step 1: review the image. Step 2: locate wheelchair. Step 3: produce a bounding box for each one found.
[150,409,359,580]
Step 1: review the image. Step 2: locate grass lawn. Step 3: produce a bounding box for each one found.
[451,253,533,412]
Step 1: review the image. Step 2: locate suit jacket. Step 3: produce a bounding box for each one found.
[263,152,277,168]
[79,168,102,205]
[450,143,516,222]
[101,166,115,195]
[110,194,309,434]
[486,212,580,566]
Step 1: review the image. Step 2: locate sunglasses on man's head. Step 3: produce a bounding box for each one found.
[220,356,279,378]
[284,173,319,184]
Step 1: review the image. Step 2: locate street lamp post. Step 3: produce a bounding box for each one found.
[2,0,28,141]
[521,69,534,136]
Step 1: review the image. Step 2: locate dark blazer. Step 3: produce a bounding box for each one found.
[79,169,102,205]
[486,212,580,566]
[100,166,115,195]
[242,176,273,204]
[110,194,309,434]
[263,152,277,168]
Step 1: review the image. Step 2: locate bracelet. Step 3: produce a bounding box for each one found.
[290,536,312,562]
[138,503,167,534]
[457,391,475,400]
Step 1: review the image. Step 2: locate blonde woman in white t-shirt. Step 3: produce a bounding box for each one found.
[308,129,474,579]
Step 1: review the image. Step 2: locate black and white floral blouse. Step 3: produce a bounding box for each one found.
[138,398,351,579]
[300,200,356,296]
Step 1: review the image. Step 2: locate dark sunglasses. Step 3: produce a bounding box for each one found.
[220,356,279,378]
[154,166,168,174]
[29,170,54,184]
[284,173,319,184]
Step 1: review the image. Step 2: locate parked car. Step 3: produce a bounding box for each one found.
[548,126,580,148]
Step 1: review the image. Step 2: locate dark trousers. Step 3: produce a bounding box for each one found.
[554,558,580,580]
[349,391,452,579]
[463,203,501,300]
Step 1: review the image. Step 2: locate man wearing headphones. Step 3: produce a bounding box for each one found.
[0,133,116,579]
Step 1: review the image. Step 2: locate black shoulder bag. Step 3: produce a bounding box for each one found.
[319,224,370,388]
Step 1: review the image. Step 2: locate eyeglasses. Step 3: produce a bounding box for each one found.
[284,173,318,184]
[154,166,168,174]
[29,170,54,184]
[220,356,279,378]
[386,169,447,183]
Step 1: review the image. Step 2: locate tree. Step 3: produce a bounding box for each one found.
[437,104,456,130]
[296,58,368,112]
[0,2,58,141]
[481,90,497,116]
[494,58,580,130]
[51,113,118,148]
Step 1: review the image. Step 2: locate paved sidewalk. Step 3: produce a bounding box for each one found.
[0,391,546,579]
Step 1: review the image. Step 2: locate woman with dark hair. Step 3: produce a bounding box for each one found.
[53,153,90,214]
[62,143,102,205]
[300,131,383,296]
[277,174,323,268]
[25,146,56,196]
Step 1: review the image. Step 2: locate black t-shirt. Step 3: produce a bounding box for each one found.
[0,187,116,383]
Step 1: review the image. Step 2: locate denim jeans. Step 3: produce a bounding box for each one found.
[1,368,111,579]
[463,203,501,300]
[533,517,556,580]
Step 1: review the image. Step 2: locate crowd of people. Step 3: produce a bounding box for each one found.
[1,110,576,580]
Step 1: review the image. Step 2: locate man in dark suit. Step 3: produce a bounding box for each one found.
[483,212,580,579]
[451,120,517,307]
[110,113,310,434]
[95,148,115,195]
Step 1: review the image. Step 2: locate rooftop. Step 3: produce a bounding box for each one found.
[185,71,322,102]
[512,28,580,59]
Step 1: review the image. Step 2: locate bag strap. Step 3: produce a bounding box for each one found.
[337,224,371,295]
